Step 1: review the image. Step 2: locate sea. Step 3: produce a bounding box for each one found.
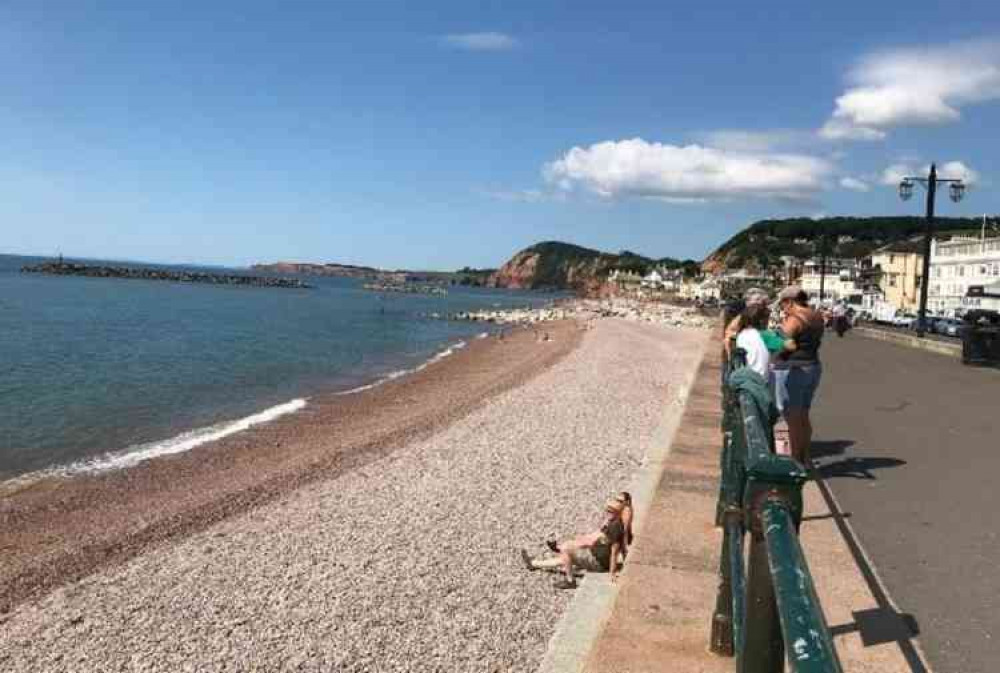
[0,254,556,481]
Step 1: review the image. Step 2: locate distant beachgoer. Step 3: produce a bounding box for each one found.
[734,303,772,379]
[774,286,824,464]
[521,499,626,589]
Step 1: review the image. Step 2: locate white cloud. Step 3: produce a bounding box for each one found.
[441,32,518,51]
[819,120,886,141]
[839,176,870,192]
[697,129,809,152]
[880,163,913,186]
[940,161,980,186]
[880,160,979,186]
[821,39,1000,140]
[543,138,833,203]
[478,188,553,203]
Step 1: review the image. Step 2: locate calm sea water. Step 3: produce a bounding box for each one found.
[0,254,554,479]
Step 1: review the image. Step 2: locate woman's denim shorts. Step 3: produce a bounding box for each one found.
[773,363,822,413]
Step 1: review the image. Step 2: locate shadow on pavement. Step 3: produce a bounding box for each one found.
[801,511,851,523]
[811,439,854,459]
[817,456,906,481]
[830,608,921,647]
[813,473,930,672]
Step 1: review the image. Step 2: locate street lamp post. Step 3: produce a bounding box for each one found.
[817,233,828,303]
[899,163,966,337]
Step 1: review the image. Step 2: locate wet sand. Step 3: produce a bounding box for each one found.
[0,321,582,614]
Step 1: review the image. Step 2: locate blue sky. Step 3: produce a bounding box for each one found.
[3,2,1000,269]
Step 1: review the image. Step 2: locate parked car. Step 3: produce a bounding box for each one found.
[934,317,963,338]
[892,312,917,329]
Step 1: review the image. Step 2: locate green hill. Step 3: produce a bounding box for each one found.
[704,216,985,273]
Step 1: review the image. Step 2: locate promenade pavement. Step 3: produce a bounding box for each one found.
[813,332,1000,673]
[548,342,928,672]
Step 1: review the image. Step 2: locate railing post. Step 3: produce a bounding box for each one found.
[715,359,841,672]
[763,500,845,673]
[741,453,808,673]
[712,351,747,657]
[741,529,783,673]
[710,518,735,656]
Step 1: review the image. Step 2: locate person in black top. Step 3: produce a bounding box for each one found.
[521,499,625,590]
[773,286,825,463]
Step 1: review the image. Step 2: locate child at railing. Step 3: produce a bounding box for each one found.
[735,303,772,378]
[731,302,792,454]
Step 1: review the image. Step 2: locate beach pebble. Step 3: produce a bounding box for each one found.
[0,320,706,673]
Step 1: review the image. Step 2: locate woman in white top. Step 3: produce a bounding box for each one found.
[734,303,771,379]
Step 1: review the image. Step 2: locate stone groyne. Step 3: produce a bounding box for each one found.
[362,281,448,296]
[21,263,311,289]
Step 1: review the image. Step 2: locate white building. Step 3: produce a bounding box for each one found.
[639,266,683,291]
[608,269,642,287]
[928,235,1000,316]
[641,269,663,287]
[963,281,1000,313]
[798,258,863,303]
[677,277,719,300]
[694,278,721,301]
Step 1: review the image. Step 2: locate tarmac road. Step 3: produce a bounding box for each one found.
[811,333,1000,673]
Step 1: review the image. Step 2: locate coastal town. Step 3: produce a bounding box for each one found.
[5,4,1000,673]
[598,222,1000,325]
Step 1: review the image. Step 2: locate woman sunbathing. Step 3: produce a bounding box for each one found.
[521,499,626,589]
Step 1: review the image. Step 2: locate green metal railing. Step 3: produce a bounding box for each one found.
[710,349,843,673]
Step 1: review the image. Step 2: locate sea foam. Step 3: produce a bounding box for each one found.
[56,398,307,475]
[335,339,467,396]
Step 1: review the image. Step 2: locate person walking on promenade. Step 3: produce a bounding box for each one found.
[521,499,626,589]
[831,301,850,337]
[774,286,824,464]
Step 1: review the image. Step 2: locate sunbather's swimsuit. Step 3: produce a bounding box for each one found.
[590,519,625,571]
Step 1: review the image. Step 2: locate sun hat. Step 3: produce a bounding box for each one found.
[743,287,770,306]
[778,286,807,303]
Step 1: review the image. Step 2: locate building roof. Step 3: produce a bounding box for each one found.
[873,237,924,255]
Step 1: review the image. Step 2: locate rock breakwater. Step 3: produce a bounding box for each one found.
[453,299,716,329]
[21,262,311,289]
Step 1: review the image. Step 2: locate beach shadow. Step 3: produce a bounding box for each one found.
[816,457,906,481]
[811,439,854,459]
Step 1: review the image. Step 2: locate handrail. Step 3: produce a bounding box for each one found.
[710,348,843,673]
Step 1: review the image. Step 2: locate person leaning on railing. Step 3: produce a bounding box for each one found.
[734,303,772,379]
[723,288,770,358]
[773,286,824,464]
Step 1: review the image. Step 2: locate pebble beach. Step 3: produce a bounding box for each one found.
[0,319,709,672]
